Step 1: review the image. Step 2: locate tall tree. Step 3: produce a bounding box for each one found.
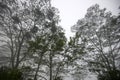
[0,0,51,69]
[71,4,120,80]
[27,5,67,80]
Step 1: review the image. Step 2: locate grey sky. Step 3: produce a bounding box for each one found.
[51,0,120,40]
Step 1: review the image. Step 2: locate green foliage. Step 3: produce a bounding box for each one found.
[55,39,65,50]
[12,16,21,24]
[30,26,38,34]
[28,35,49,53]
[98,70,120,80]
[54,76,62,80]
[0,66,23,80]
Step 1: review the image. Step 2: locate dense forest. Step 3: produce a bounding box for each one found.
[0,0,120,80]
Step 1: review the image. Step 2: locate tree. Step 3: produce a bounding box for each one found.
[71,4,120,80]
[0,0,70,80]
[0,0,52,67]
[66,33,88,80]
[0,1,53,80]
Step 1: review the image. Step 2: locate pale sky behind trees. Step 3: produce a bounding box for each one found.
[51,0,120,40]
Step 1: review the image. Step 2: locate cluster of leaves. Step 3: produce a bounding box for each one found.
[98,70,120,80]
[0,66,23,80]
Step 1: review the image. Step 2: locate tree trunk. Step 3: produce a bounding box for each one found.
[50,52,53,80]
[33,53,43,80]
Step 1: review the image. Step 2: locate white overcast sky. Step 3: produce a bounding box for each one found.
[51,0,120,40]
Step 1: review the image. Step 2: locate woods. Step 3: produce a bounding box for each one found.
[0,0,120,80]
